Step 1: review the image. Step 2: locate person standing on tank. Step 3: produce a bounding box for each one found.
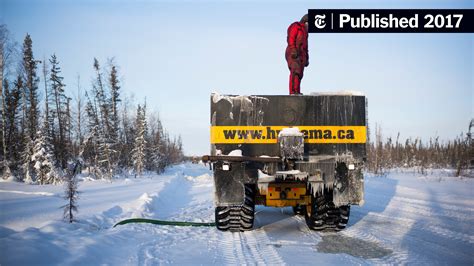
[285,14,309,95]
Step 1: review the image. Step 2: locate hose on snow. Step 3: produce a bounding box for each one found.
[113,218,216,228]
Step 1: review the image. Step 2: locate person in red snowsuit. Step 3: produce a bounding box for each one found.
[285,14,309,95]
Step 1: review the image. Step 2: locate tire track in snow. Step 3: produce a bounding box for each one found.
[349,182,474,265]
[353,211,474,245]
[365,193,474,222]
[348,209,472,264]
[244,229,286,265]
[220,232,247,264]
[216,232,236,264]
[239,232,266,264]
[392,195,474,213]
[425,225,474,244]
[219,230,286,265]
[354,185,474,248]
[133,226,174,265]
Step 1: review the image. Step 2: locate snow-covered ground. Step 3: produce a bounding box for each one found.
[1,164,473,265]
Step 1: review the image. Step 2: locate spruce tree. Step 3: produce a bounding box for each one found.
[108,63,120,142]
[41,57,52,136]
[131,104,147,177]
[118,95,134,169]
[22,134,34,183]
[1,81,6,175]
[1,80,11,179]
[83,91,100,178]
[92,58,111,136]
[146,115,165,173]
[63,162,80,223]
[22,34,39,141]
[73,75,84,153]
[4,76,22,173]
[96,127,114,180]
[20,34,40,182]
[1,25,19,172]
[90,59,116,179]
[50,54,69,168]
[31,120,59,184]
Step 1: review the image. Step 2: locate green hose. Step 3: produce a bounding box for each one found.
[113,218,216,228]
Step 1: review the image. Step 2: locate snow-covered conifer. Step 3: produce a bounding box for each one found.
[108,61,120,143]
[22,34,40,141]
[22,134,34,183]
[131,104,147,176]
[31,124,59,185]
[63,162,79,223]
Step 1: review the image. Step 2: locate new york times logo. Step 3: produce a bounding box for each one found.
[308,9,474,33]
[314,14,326,29]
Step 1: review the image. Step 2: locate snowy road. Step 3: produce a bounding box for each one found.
[1,164,473,265]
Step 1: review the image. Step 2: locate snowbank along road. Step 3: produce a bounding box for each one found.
[1,163,473,265]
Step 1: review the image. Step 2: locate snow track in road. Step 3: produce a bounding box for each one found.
[219,230,285,265]
[347,175,474,265]
[245,230,286,265]
[222,233,250,264]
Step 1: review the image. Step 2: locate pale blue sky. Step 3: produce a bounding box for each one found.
[1,0,473,155]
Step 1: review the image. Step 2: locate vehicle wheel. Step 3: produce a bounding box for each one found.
[304,191,350,231]
[215,184,255,232]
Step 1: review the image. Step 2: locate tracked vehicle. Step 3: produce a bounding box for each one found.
[203,93,367,232]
